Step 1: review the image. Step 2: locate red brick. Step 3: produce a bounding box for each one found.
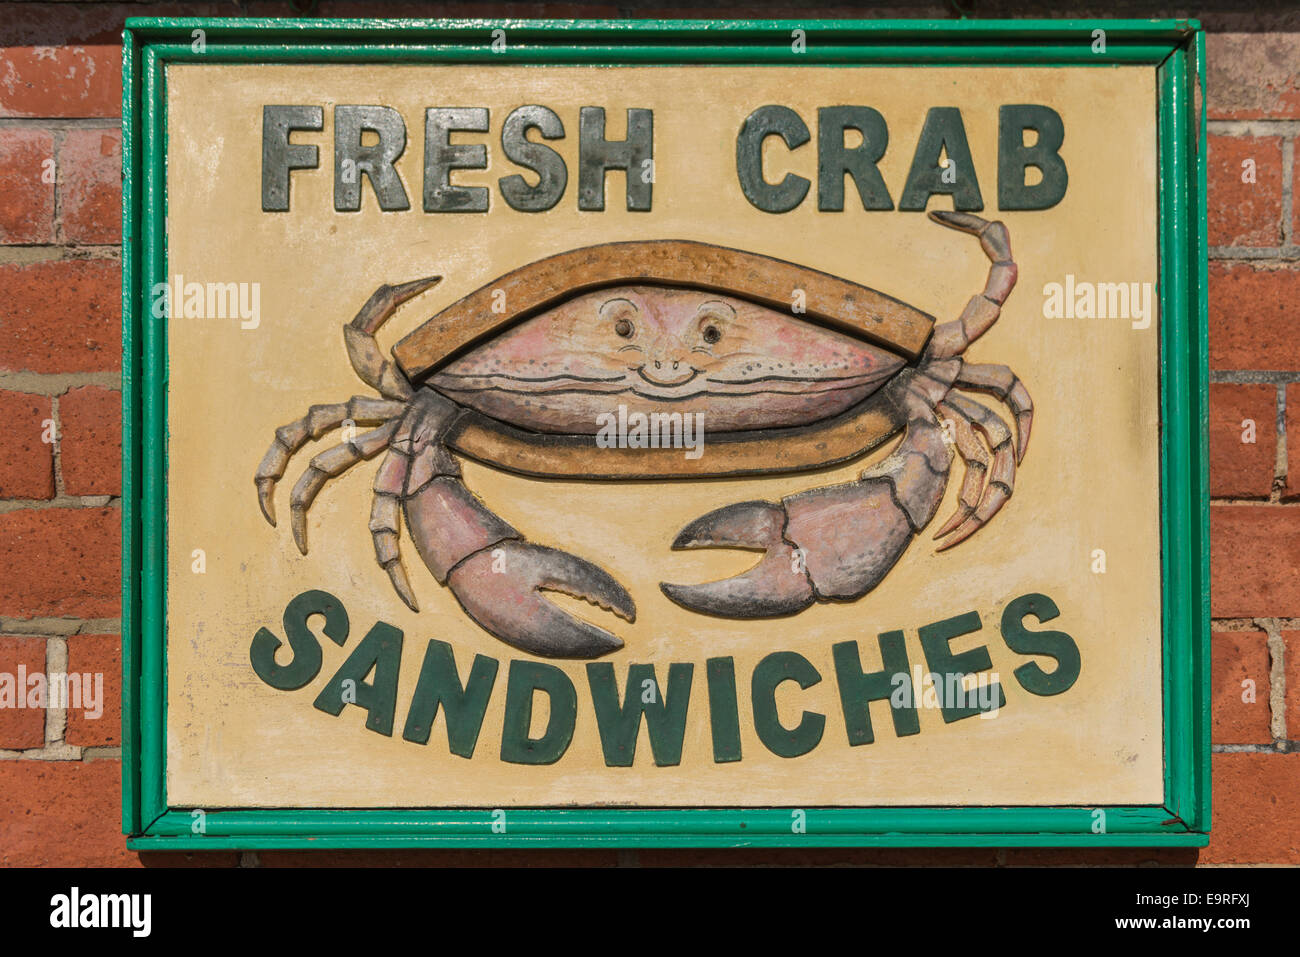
[0,48,121,119]
[1208,384,1275,498]
[60,129,121,244]
[59,386,121,496]
[0,3,129,121]
[1295,147,1300,252]
[1207,136,1284,247]
[1207,34,1300,120]
[64,633,119,747]
[0,635,46,750]
[0,390,55,500]
[1201,753,1300,864]
[1211,630,1273,745]
[0,508,119,619]
[0,260,120,374]
[1286,385,1300,501]
[0,129,54,244]
[1210,505,1300,617]
[0,760,137,865]
[1287,632,1300,745]
[1208,262,1300,371]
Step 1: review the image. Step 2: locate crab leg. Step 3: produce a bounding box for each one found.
[925,210,1017,360]
[370,446,419,612]
[254,396,406,525]
[388,391,636,659]
[289,420,400,553]
[662,385,950,618]
[933,392,1017,550]
[933,401,989,539]
[953,362,1034,461]
[344,276,441,401]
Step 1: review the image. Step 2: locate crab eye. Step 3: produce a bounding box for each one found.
[694,300,735,345]
[599,297,638,339]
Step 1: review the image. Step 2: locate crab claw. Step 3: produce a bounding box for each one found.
[446,541,635,659]
[660,501,815,619]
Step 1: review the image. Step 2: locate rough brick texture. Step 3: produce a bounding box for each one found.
[1208,263,1300,370]
[1206,33,1300,119]
[0,635,47,749]
[64,633,119,746]
[0,390,55,500]
[1294,145,1300,244]
[0,260,121,374]
[1211,630,1273,745]
[1200,754,1300,865]
[0,129,55,244]
[1287,384,1300,501]
[59,129,122,245]
[1194,25,1298,875]
[1211,506,1300,618]
[1207,135,1284,247]
[0,760,138,866]
[1208,383,1276,498]
[59,385,121,496]
[0,4,129,119]
[0,508,119,619]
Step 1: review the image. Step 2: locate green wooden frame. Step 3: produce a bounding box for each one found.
[121,17,1209,849]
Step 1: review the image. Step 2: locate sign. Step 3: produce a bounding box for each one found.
[122,18,1209,848]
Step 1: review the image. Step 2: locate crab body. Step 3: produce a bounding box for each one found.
[430,285,906,434]
[255,211,1033,659]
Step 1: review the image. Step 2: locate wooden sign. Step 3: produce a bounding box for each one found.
[121,18,1209,849]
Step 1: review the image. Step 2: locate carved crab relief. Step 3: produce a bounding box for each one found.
[255,211,1033,659]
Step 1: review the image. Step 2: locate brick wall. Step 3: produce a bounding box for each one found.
[0,2,1295,867]
[1203,27,1300,868]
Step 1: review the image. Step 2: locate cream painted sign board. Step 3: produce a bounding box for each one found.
[160,59,1166,813]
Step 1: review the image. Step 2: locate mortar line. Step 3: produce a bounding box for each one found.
[49,393,64,499]
[1213,618,1300,630]
[1279,384,1290,500]
[43,635,68,750]
[0,747,81,761]
[0,496,119,514]
[0,247,121,266]
[0,119,120,130]
[0,616,119,636]
[1208,120,1300,137]
[81,746,122,762]
[1208,245,1300,260]
[1253,618,1288,746]
[1209,498,1300,506]
[1283,136,1296,248]
[0,373,121,396]
[50,127,65,246]
[1211,371,1300,384]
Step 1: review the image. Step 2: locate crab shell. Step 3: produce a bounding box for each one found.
[390,240,936,479]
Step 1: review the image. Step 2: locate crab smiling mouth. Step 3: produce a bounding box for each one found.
[634,363,700,388]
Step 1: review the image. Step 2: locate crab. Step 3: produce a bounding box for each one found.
[255,210,1032,660]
